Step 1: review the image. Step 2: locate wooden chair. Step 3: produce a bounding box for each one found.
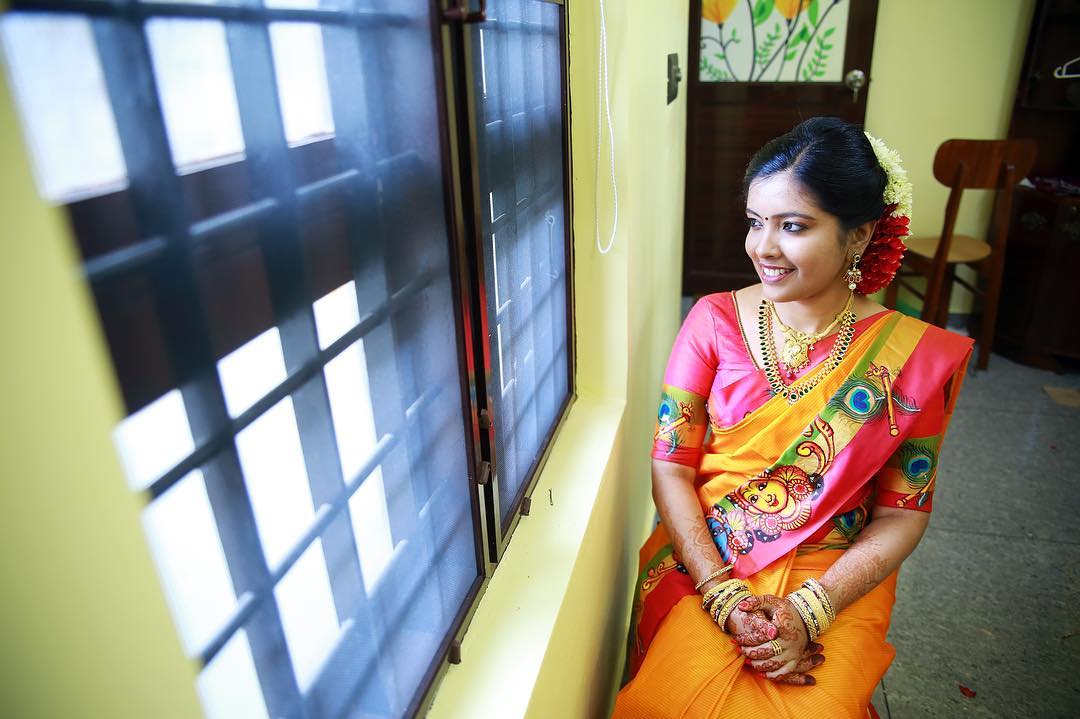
[884,138,1037,370]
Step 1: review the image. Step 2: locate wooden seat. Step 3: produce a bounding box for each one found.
[884,138,1037,370]
[905,233,991,264]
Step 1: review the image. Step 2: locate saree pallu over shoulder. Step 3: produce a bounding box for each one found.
[629,312,973,675]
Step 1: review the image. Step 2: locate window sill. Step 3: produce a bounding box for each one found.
[427,392,631,718]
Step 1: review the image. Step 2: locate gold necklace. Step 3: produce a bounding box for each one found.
[759,298,857,404]
[769,293,854,377]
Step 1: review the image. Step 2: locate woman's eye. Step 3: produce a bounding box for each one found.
[781,221,806,233]
[746,217,761,229]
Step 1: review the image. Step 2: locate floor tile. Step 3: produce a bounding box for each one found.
[957,355,1080,419]
[886,530,1080,718]
[931,406,1080,543]
[885,348,1080,718]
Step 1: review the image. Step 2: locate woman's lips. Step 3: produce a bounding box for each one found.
[759,264,794,283]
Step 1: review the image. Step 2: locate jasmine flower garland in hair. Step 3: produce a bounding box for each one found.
[864,132,913,219]
[855,132,913,295]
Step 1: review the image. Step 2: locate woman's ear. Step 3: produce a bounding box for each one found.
[849,220,875,257]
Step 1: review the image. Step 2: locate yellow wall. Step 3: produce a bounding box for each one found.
[536,0,691,713]
[864,0,1035,313]
[0,69,203,717]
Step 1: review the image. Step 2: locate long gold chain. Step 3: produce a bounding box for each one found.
[759,298,857,404]
[769,292,854,377]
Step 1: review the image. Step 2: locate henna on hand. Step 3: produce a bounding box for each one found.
[792,653,825,674]
[727,608,777,646]
[748,657,787,673]
[735,594,813,682]
[820,534,890,610]
[670,520,725,586]
[776,671,817,686]
[753,594,809,655]
[816,507,931,614]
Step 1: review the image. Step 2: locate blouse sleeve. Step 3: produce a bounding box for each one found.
[873,385,947,512]
[651,298,718,468]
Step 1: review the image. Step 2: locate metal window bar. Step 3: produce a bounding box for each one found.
[3,1,489,717]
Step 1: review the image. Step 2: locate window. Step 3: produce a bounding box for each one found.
[1,0,571,717]
[471,0,571,554]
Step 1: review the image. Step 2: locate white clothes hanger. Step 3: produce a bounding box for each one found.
[1052,55,1080,79]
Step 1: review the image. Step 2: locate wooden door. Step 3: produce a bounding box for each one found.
[684,0,880,295]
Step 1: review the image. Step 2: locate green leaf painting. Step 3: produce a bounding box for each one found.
[752,0,775,26]
[699,0,846,83]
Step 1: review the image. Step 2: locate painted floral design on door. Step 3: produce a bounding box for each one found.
[700,0,849,83]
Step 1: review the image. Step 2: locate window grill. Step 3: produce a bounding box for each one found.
[469,0,571,551]
[1,0,571,716]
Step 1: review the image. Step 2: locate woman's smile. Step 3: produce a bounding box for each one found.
[759,264,795,283]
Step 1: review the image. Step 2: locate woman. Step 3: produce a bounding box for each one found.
[613,117,973,718]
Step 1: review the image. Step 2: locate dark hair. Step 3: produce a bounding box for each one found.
[743,116,886,232]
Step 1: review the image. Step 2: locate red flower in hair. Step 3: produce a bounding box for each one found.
[856,203,909,295]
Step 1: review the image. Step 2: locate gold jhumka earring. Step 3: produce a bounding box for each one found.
[844,253,863,291]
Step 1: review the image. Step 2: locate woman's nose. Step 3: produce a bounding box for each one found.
[754,227,781,258]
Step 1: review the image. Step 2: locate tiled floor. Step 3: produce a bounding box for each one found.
[879,350,1080,718]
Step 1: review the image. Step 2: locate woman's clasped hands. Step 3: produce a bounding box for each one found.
[726,594,825,686]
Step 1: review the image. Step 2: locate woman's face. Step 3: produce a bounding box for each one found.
[744,170,851,303]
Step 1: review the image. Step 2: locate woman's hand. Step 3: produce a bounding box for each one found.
[737,594,822,686]
[726,606,777,646]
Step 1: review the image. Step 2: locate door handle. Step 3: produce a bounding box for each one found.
[844,69,866,103]
[444,0,487,23]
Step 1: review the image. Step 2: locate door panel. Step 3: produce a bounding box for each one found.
[685,0,879,295]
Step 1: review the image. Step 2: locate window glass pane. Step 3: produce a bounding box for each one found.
[264,0,352,9]
[196,630,270,719]
[313,280,360,350]
[0,13,127,202]
[142,470,237,656]
[217,327,288,418]
[274,539,341,692]
[323,340,380,482]
[268,22,336,146]
[235,397,316,569]
[145,18,246,171]
[471,0,570,527]
[113,389,196,491]
[348,467,395,595]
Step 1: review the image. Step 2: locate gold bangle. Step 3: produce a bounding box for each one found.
[787,590,820,642]
[700,577,747,610]
[707,585,741,621]
[694,561,735,591]
[799,589,832,636]
[715,590,752,631]
[700,583,726,610]
[802,578,836,623]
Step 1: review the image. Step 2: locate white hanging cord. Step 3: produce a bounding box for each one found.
[595,0,618,254]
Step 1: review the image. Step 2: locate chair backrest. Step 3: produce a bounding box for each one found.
[933,139,1037,189]
[920,138,1038,323]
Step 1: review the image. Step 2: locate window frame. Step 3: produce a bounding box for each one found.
[440,0,576,572]
[2,0,575,715]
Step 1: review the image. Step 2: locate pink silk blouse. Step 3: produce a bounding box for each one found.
[651,292,945,547]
